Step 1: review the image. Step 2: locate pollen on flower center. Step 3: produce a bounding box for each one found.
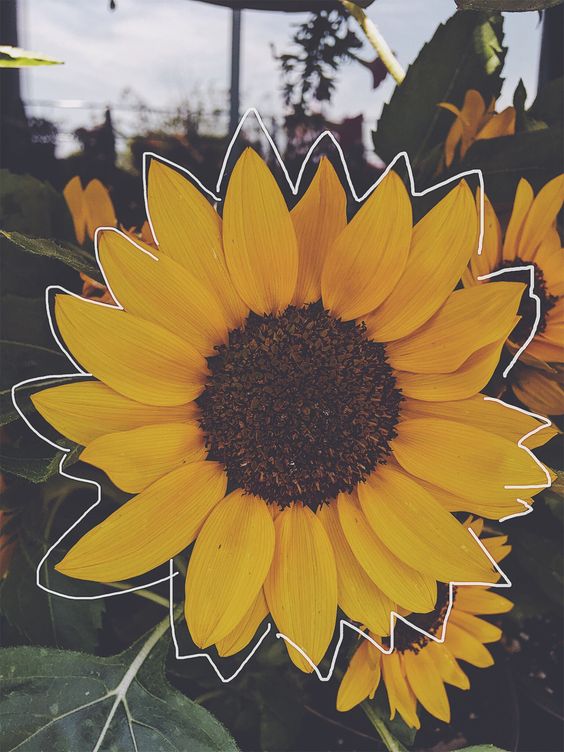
[197,303,402,508]
[492,258,557,344]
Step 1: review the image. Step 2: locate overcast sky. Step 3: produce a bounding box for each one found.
[19,0,543,157]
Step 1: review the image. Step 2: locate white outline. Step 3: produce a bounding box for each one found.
[478,265,541,378]
[10,109,553,681]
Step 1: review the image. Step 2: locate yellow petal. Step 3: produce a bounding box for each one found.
[215,589,269,657]
[426,641,469,690]
[468,193,503,283]
[455,587,513,615]
[84,179,116,240]
[503,178,534,260]
[336,639,381,712]
[98,230,228,356]
[147,158,248,330]
[63,177,87,246]
[410,473,533,520]
[337,490,437,613]
[476,106,516,140]
[446,622,494,667]
[459,90,488,148]
[395,333,513,401]
[185,490,275,648]
[56,461,227,582]
[392,418,548,502]
[358,465,494,582]
[403,649,450,723]
[31,381,198,446]
[449,610,502,643]
[482,535,512,565]
[264,503,337,672]
[365,180,477,341]
[443,118,463,168]
[512,367,564,416]
[517,175,564,258]
[321,171,412,320]
[80,422,206,493]
[291,158,347,305]
[222,148,298,315]
[317,501,394,635]
[388,283,524,374]
[381,653,420,729]
[401,394,557,450]
[55,294,207,406]
[536,239,564,295]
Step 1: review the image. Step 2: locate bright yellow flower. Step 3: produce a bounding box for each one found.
[337,518,512,726]
[439,89,516,168]
[464,175,564,415]
[32,150,553,672]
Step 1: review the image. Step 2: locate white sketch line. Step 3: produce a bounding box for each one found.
[168,561,273,682]
[478,265,541,377]
[168,524,511,682]
[10,109,550,679]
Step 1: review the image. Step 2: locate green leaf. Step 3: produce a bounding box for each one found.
[0,230,101,281]
[0,486,104,651]
[528,77,563,127]
[460,126,563,202]
[512,527,563,608]
[0,45,63,67]
[456,0,560,9]
[455,746,510,752]
[361,698,410,752]
[0,442,81,483]
[372,11,506,167]
[543,470,564,523]
[0,622,238,752]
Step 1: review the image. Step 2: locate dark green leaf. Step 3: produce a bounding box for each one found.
[361,698,410,752]
[373,11,506,167]
[455,746,509,752]
[0,45,63,67]
[0,628,238,752]
[543,471,564,523]
[0,442,81,483]
[512,527,563,608]
[0,230,101,281]
[528,76,563,127]
[461,126,563,202]
[456,0,561,9]
[1,513,104,651]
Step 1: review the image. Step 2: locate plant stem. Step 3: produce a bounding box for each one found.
[340,1,405,84]
[106,581,169,608]
[361,701,408,752]
[173,554,187,577]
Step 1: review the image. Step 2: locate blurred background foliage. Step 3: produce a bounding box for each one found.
[0,1,562,750]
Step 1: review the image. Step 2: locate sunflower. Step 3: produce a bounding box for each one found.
[337,518,512,727]
[439,89,516,168]
[31,149,553,672]
[463,175,564,415]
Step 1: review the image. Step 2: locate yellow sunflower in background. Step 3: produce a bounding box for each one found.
[464,175,564,415]
[31,149,553,673]
[63,175,154,303]
[439,89,516,168]
[337,518,512,727]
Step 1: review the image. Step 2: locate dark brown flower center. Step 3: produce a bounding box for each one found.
[389,583,454,654]
[197,303,402,508]
[492,258,557,345]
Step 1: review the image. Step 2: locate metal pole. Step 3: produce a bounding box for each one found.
[229,9,242,135]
